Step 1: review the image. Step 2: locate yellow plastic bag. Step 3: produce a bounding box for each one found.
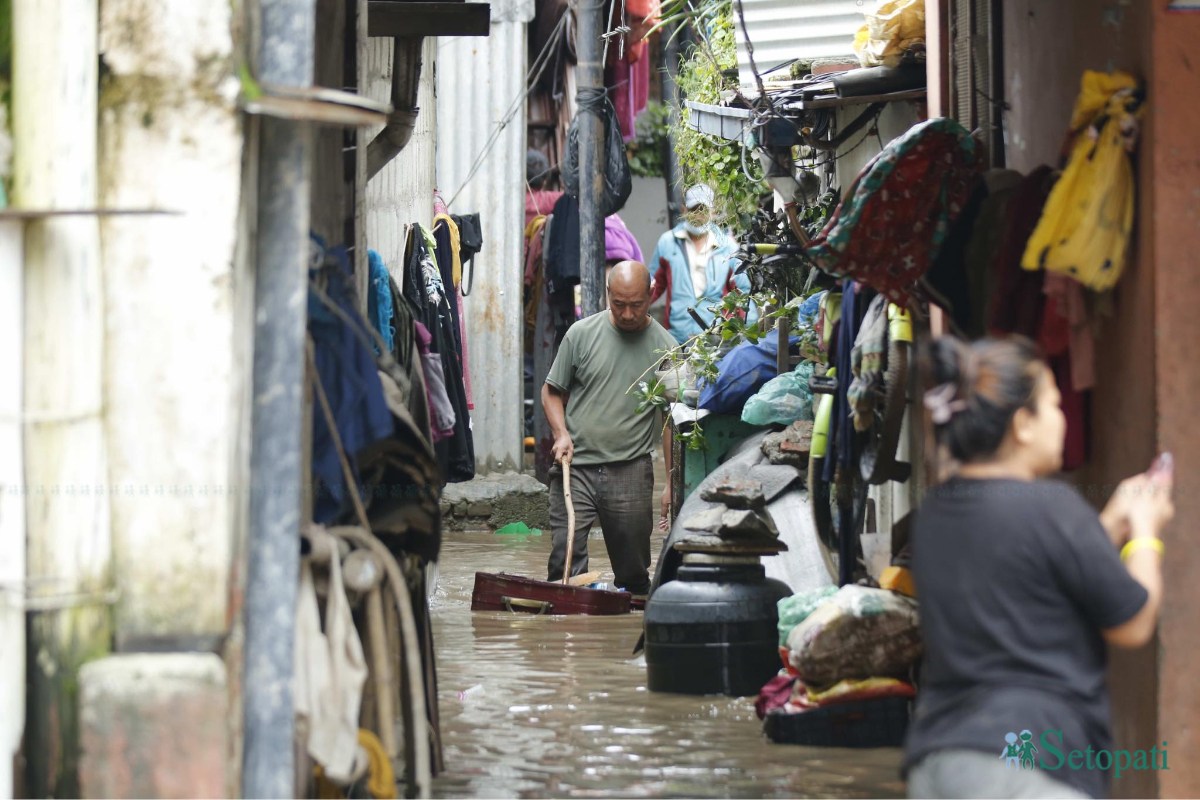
[853,0,926,68]
[1020,71,1144,291]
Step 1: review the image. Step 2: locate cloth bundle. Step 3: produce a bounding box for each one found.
[805,118,982,306]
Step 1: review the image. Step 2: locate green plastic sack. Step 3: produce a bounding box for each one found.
[742,361,815,427]
[777,586,837,647]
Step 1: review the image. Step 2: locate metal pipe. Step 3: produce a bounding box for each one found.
[0,218,24,800]
[366,36,424,181]
[576,0,606,317]
[13,1,110,795]
[242,0,315,796]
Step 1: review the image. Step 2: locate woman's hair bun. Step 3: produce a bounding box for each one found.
[920,335,1044,463]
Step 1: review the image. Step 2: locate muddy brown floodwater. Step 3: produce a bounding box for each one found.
[428,524,906,799]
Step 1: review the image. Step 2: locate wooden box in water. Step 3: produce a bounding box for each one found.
[470,572,632,615]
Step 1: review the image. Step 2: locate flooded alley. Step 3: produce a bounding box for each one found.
[428,526,906,799]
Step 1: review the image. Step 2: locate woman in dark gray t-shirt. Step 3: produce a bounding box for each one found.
[904,336,1173,799]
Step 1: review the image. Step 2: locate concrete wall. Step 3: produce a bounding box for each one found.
[834,100,923,194]
[1147,7,1200,796]
[97,0,244,646]
[14,2,113,793]
[0,220,25,799]
[1003,2,1156,796]
[622,175,671,268]
[1003,1,1200,796]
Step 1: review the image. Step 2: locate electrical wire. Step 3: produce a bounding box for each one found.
[733,0,767,102]
[445,12,569,208]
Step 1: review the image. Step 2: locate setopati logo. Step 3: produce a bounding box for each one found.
[1002,730,1168,779]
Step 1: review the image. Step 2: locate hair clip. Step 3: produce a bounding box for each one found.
[924,382,968,425]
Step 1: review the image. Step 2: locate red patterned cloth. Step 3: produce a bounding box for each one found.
[806,118,983,306]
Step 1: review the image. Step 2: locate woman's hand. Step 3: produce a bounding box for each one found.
[1127,470,1174,539]
[1103,472,1175,546]
[1100,474,1150,546]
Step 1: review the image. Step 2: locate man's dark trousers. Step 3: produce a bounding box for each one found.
[546,454,654,595]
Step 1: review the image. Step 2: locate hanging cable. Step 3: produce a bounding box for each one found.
[733,0,767,102]
[445,12,569,208]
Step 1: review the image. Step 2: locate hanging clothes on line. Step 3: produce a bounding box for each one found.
[308,235,394,524]
[526,210,578,484]
[443,212,477,410]
[367,249,396,355]
[405,224,476,483]
[988,166,1056,340]
[433,214,467,367]
[415,321,456,443]
[544,193,581,295]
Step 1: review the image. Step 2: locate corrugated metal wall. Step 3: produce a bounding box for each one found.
[733,0,863,89]
[436,0,535,474]
[364,37,439,271]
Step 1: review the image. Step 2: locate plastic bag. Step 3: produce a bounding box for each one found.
[655,359,697,405]
[854,0,926,69]
[697,336,792,415]
[785,585,921,686]
[742,362,816,427]
[561,98,633,216]
[777,586,838,647]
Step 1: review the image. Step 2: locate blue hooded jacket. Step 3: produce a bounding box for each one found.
[649,222,752,343]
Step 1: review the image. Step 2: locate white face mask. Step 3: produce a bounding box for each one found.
[684,206,711,235]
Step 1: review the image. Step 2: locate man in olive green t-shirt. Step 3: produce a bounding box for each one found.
[542,260,676,594]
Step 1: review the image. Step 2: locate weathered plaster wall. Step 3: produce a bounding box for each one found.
[1003,2,1200,797]
[1002,1,1147,173]
[1148,6,1200,796]
[98,0,243,643]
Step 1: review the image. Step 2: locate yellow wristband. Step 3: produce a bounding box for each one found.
[1120,537,1164,562]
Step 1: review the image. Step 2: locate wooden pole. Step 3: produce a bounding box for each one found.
[13,1,113,795]
[561,460,575,584]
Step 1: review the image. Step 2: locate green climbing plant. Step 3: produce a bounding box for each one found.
[628,286,817,451]
[626,100,671,179]
[670,3,765,231]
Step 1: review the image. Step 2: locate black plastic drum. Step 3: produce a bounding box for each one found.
[644,556,792,697]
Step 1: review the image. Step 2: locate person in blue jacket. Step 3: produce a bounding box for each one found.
[649,183,751,344]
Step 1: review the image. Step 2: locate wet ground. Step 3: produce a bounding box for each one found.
[427,467,905,799]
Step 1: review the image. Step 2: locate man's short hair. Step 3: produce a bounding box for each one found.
[605,261,652,292]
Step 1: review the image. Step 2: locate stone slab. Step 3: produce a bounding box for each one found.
[79,653,228,799]
[441,471,550,531]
